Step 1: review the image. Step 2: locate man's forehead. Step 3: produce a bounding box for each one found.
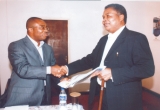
[34,20,46,26]
[103,9,117,15]
[104,7,117,12]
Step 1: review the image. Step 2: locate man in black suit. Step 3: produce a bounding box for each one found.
[61,3,155,110]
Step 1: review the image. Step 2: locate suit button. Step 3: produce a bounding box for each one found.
[41,89,44,91]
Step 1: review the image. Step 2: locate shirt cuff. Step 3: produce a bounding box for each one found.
[65,65,69,76]
[110,76,113,81]
[46,66,51,74]
[97,77,106,88]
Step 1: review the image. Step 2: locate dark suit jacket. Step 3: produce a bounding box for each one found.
[67,27,155,110]
[5,36,56,107]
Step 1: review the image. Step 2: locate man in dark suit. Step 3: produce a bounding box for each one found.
[4,17,66,107]
[61,4,155,110]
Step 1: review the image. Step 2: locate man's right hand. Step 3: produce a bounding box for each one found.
[51,65,68,78]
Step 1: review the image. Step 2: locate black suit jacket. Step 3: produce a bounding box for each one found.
[67,27,155,110]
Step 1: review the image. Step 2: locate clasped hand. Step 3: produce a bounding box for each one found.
[51,65,68,78]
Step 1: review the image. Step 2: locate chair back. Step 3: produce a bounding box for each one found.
[0,78,11,108]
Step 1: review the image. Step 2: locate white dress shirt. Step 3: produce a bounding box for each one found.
[27,35,51,85]
[27,36,44,61]
[97,26,125,87]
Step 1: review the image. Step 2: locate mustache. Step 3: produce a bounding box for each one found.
[45,32,50,36]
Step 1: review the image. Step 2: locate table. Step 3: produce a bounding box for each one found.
[0,103,84,110]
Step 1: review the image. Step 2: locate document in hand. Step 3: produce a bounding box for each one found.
[58,66,106,88]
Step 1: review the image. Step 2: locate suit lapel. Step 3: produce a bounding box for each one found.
[42,44,47,66]
[105,27,128,59]
[96,35,108,67]
[23,36,44,65]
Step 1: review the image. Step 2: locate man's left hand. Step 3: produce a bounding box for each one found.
[91,68,112,81]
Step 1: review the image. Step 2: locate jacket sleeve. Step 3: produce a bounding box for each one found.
[67,36,107,75]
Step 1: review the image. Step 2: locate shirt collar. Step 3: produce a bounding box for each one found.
[27,35,44,48]
[108,26,125,39]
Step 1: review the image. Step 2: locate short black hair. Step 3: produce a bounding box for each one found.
[26,17,42,29]
[105,4,127,24]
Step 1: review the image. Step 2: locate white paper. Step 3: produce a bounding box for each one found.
[58,66,106,88]
[4,105,29,110]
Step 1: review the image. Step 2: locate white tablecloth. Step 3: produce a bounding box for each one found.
[0,103,84,110]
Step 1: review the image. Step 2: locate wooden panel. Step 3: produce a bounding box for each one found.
[44,20,68,66]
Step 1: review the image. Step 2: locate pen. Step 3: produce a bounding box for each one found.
[117,52,118,56]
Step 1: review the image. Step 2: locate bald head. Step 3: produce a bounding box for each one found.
[26,17,43,29]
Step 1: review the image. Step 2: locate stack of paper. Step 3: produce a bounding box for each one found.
[58,66,106,88]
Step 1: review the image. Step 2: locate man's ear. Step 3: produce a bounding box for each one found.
[27,28,33,36]
[119,14,124,22]
[28,28,33,32]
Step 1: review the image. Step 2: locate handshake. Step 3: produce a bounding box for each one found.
[51,65,68,78]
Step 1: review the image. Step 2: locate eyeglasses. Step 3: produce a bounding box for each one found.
[32,25,49,31]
